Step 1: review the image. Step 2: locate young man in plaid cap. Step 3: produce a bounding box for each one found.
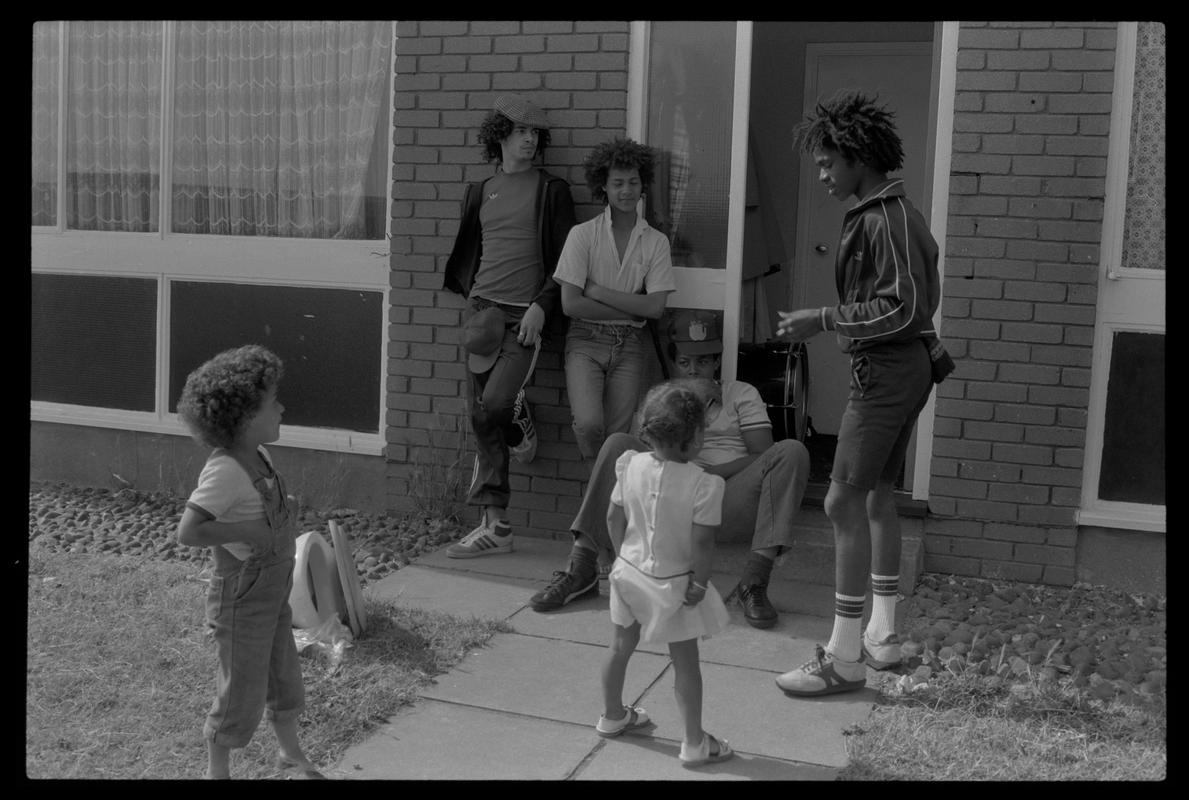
[443,94,576,558]
[529,309,812,629]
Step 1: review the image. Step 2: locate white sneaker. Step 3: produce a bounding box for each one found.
[862,631,903,670]
[446,519,513,558]
[775,644,866,696]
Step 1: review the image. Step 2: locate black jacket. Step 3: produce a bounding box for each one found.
[443,168,576,337]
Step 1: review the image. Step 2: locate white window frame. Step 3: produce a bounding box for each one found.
[627,20,751,380]
[1077,22,1165,533]
[30,20,395,456]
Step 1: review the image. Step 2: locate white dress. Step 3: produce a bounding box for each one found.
[608,450,730,644]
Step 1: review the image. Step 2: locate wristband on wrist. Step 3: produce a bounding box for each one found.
[691,581,707,591]
[820,307,829,332]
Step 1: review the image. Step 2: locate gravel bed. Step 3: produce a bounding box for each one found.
[27,481,464,587]
[28,481,1165,705]
[895,572,1165,705]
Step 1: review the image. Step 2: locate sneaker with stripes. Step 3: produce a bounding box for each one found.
[446,519,513,558]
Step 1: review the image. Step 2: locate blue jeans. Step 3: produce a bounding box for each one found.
[564,320,647,460]
[204,458,304,748]
[465,298,540,510]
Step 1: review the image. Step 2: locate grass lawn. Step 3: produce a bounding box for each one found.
[839,664,1166,780]
[26,545,507,780]
[27,540,1165,780]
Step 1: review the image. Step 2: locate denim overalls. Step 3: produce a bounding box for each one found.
[203,447,304,748]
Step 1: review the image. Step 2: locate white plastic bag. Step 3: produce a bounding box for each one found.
[293,613,354,671]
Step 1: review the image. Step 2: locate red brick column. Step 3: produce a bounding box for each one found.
[926,21,1119,585]
[386,21,630,539]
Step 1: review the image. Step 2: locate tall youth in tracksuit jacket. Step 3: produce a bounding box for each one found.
[819,179,941,355]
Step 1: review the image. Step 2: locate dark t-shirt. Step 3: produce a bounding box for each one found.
[471,168,541,305]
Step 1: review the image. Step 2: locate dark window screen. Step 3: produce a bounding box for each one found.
[1099,331,1164,505]
[31,273,157,411]
[169,281,382,433]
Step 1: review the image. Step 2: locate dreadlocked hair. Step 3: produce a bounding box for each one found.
[477,111,551,163]
[792,89,904,174]
[637,382,706,453]
[583,137,657,203]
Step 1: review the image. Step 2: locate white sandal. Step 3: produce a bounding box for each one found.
[680,732,734,767]
[595,704,653,738]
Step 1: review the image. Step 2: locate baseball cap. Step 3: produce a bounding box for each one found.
[667,309,723,356]
[462,307,507,373]
[493,94,550,130]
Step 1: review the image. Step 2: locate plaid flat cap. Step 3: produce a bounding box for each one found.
[493,94,550,130]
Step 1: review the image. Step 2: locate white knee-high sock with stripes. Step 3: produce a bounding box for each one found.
[866,573,899,642]
[825,593,866,662]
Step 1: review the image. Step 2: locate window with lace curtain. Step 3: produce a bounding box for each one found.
[31,21,392,447]
[1119,21,1164,272]
[32,21,390,238]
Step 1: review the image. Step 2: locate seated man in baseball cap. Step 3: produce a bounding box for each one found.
[529,309,812,629]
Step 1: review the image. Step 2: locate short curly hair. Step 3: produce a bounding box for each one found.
[478,110,551,163]
[177,345,284,449]
[638,382,706,452]
[583,138,656,203]
[793,89,904,174]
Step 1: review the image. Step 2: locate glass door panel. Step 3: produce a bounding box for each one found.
[645,21,736,271]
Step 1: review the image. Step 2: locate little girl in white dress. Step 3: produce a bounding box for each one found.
[596,381,734,768]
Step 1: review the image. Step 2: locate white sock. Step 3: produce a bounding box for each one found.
[866,573,899,641]
[825,592,866,662]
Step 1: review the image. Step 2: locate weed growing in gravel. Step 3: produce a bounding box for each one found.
[26,545,508,780]
[406,414,470,523]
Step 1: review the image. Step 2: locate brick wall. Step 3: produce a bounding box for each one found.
[926,21,1118,586]
[386,21,631,538]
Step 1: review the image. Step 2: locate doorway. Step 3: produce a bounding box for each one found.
[745,23,936,485]
[630,21,940,487]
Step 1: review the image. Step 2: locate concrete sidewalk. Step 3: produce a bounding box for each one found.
[326,537,886,781]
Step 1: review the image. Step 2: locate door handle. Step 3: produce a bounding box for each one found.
[814,244,829,254]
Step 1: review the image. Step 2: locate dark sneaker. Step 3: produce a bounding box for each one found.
[530,569,598,612]
[775,644,866,697]
[508,390,537,464]
[734,580,778,629]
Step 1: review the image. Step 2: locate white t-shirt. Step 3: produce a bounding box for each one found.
[553,206,675,326]
[186,446,276,561]
[694,380,773,468]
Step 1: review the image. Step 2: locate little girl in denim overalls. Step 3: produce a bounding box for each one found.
[177,345,323,780]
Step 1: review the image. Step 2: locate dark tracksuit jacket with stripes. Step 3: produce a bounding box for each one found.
[820,179,942,355]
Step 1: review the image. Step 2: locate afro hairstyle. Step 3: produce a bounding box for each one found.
[176,345,284,450]
[582,137,657,203]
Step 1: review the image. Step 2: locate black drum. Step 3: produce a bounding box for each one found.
[737,341,809,442]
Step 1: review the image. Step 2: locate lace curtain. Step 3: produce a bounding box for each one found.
[66,21,164,232]
[33,21,390,238]
[171,21,391,238]
[31,23,60,226]
[1120,21,1165,271]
